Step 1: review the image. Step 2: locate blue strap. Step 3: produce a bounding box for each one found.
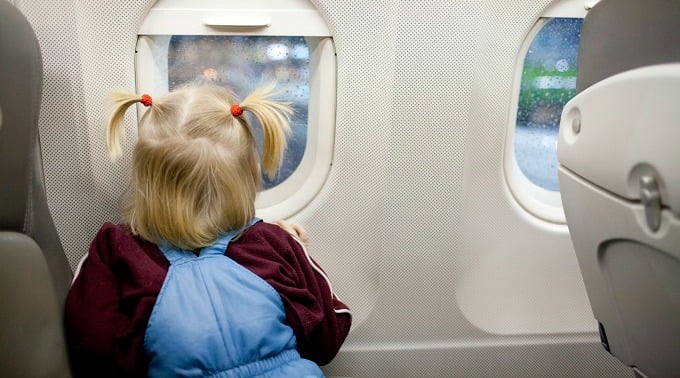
[157,218,261,264]
[156,244,192,265]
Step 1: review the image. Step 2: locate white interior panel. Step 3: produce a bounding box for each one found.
[18,0,632,376]
[456,1,596,335]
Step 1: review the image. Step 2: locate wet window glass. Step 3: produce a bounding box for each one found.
[514,18,583,191]
[168,36,309,190]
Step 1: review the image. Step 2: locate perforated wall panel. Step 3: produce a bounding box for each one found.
[455,0,594,336]
[18,0,154,270]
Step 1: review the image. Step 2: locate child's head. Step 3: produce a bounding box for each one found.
[106,84,292,249]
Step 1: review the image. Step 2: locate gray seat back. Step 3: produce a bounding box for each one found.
[576,0,680,93]
[559,0,680,377]
[0,2,72,376]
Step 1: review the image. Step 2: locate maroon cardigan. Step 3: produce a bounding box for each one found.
[65,222,351,377]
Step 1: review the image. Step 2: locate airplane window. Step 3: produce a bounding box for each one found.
[513,18,583,191]
[168,35,309,189]
[135,0,336,219]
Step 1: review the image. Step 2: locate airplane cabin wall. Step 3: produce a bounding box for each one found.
[13,0,633,376]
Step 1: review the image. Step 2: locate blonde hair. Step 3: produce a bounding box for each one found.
[106,84,292,249]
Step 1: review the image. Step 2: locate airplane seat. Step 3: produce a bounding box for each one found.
[557,0,680,377]
[0,1,73,377]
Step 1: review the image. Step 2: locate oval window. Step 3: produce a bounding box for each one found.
[135,0,336,219]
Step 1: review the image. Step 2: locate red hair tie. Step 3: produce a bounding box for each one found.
[230,104,243,117]
[140,94,153,107]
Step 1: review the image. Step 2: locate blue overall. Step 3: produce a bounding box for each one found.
[144,219,323,377]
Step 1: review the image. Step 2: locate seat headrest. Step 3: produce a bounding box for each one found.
[0,2,72,307]
[577,0,680,93]
[0,1,43,232]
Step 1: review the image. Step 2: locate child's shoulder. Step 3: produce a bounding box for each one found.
[231,221,303,257]
[96,221,132,237]
[93,222,148,248]
[243,220,290,237]
[90,222,167,267]
[239,221,301,247]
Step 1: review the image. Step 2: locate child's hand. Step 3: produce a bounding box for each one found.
[271,220,309,249]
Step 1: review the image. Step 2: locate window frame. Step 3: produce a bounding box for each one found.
[504,0,587,224]
[135,0,336,220]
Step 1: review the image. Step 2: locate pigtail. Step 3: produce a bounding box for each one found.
[238,84,293,179]
[106,90,152,159]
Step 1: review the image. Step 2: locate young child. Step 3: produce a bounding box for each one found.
[65,84,351,377]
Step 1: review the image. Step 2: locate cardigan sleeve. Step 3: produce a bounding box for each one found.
[228,222,352,365]
[64,223,169,377]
